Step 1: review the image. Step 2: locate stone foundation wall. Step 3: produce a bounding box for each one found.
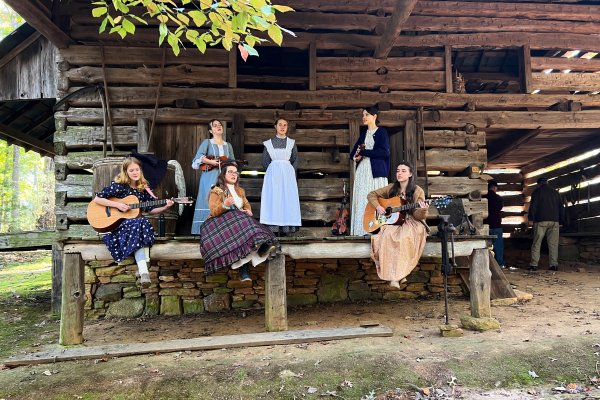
[504,236,600,269]
[84,257,466,319]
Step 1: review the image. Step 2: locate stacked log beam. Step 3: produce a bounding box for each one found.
[487,172,525,235]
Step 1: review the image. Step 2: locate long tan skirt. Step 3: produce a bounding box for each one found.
[370,217,427,282]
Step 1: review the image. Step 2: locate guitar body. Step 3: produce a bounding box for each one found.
[87,195,142,233]
[363,197,407,233]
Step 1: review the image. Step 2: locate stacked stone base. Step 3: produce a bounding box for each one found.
[84,257,467,319]
[504,236,600,269]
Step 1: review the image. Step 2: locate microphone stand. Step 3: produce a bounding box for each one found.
[437,215,456,325]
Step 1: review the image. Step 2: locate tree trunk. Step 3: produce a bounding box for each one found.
[10,145,20,232]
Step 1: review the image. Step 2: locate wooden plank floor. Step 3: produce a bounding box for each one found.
[3,326,393,367]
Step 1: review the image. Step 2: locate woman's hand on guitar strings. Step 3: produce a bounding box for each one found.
[115,202,130,212]
[418,201,429,209]
[376,205,386,216]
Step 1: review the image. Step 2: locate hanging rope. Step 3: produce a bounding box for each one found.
[417,107,429,197]
[100,46,116,154]
[148,47,167,151]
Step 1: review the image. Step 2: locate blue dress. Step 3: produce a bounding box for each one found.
[191,139,235,234]
[96,181,156,262]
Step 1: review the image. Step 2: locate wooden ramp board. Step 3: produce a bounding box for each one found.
[3,326,393,367]
[487,252,517,300]
[455,250,516,300]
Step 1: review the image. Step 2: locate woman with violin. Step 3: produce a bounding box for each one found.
[200,163,279,281]
[191,119,236,234]
[349,106,391,236]
[368,161,429,288]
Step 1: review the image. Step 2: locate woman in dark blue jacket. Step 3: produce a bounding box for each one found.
[349,106,391,235]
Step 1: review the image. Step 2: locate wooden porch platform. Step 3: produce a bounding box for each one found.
[59,235,494,346]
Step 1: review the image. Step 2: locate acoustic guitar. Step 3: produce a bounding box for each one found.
[363,195,452,233]
[200,156,249,172]
[87,195,193,233]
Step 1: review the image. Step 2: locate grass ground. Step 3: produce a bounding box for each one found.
[0,251,599,399]
[0,251,58,360]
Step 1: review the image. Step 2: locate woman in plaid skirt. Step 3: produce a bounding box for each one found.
[199,163,279,281]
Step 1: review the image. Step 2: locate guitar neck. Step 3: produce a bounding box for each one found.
[389,198,433,213]
[130,199,167,209]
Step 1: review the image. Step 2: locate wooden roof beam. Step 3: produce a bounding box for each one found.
[373,0,419,59]
[0,32,42,70]
[488,129,542,162]
[3,0,73,49]
[521,135,600,175]
[0,122,55,156]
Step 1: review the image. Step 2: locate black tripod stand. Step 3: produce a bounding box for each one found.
[437,215,457,325]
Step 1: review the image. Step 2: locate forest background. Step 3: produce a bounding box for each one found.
[0,1,55,233]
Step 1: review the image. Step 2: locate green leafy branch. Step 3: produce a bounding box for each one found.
[91,0,295,59]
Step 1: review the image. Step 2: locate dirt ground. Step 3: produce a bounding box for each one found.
[83,264,600,346]
[2,261,600,399]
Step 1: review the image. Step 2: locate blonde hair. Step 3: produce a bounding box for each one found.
[114,157,149,191]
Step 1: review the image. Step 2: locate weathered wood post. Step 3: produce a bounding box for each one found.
[59,253,85,345]
[51,242,63,313]
[265,253,287,331]
[404,119,418,173]
[469,248,491,318]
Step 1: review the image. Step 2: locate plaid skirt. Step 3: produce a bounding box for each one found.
[200,210,279,274]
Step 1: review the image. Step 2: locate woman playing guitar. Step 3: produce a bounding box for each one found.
[92,157,174,288]
[368,161,429,288]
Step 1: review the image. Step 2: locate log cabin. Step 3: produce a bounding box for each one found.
[0,0,599,345]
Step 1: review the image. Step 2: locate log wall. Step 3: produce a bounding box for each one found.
[53,43,491,240]
[487,172,525,235]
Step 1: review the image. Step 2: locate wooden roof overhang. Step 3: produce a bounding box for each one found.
[0,23,55,156]
[4,0,600,167]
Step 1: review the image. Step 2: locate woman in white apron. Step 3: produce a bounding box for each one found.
[260,118,301,236]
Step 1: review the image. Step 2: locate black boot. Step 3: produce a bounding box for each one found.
[239,264,251,282]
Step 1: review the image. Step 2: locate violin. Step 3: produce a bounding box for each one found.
[332,182,349,236]
[353,143,366,162]
[200,156,248,172]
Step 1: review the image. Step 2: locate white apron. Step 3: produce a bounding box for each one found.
[260,138,301,227]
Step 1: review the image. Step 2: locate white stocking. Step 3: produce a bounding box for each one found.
[134,248,149,275]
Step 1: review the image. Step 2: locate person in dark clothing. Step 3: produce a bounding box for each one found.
[528,177,565,271]
[485,180,505,268]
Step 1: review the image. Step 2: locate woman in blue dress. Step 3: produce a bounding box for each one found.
[93,157,174,287]
[349,106,391,236]
[191,119,235,234]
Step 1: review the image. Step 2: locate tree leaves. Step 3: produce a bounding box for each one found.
[89,0,295,59]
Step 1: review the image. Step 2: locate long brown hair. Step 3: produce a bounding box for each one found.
[215,163,240,192]
[114,157,149,191]
[389,161,416,200]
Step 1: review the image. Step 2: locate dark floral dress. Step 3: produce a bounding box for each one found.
[96,181,156,262]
